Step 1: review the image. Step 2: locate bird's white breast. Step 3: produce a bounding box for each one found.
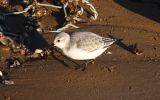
[63,46,108,60]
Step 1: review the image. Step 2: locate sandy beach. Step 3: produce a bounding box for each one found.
[0,0,160,100]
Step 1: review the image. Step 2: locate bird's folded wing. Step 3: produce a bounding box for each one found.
[71,34,104,52]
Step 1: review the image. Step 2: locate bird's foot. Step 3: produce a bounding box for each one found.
[75,60,95,71]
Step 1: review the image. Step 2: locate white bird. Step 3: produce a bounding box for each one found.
[54,32,116,60]
[53,32,116,69]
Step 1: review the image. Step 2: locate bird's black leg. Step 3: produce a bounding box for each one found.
[75,59,95,71]
[84,60,95,66]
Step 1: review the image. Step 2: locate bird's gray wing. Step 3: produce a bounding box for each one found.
[70,32,107,52]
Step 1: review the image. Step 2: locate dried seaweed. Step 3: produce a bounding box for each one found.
[2,0,98,32]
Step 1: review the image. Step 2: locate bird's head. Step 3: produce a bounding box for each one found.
[53,32,70,49]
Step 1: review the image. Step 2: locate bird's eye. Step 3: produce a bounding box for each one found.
[57,40,60,42]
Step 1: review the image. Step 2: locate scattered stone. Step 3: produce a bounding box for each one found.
[153,37,158,40]
[0,70,3,76]
[107,66,115,72]
[5,57,23,68]
[153,47,157,50]
[155,54,159,57]
[102,66,108,71]
[128,86,133,91]
[36,27,43,33]
[35,49,43,54]
[105,51,112,55]
[99,18,103,22]
[4,96,11,100]
[102,66,115,72]
[2,80,14,85]
[129,43,143,55]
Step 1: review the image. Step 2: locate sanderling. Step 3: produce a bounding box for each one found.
[53,32,116,70]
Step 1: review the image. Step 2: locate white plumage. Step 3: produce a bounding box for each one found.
[53,32,116,60]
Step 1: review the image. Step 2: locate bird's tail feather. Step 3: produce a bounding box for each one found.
[103,38,116,46]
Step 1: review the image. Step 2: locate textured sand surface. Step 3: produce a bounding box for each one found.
[0,0,160,100]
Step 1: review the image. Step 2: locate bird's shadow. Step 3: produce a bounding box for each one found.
[108,34,138,54]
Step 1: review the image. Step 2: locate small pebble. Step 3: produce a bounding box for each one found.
[153,37,158,40]
[103,17,108,21]
[107,66,115,72]
[2,80,14,85]
[102,66,108,71]
[128,86,133,91]
[10,60,21,68]
[153,47,157,50]
[106,51,112,55]
[35,49,43,54]
[36,28,43,33]
[102,66,115,72]
[99,18,103,22]
[0,71,3,76]
[4,96,11,100]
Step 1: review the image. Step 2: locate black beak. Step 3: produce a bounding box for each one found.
[51,42,55,46]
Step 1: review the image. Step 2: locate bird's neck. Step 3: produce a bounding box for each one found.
[62,40,70,52]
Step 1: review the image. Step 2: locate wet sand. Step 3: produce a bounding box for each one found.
[0,0,160,100]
